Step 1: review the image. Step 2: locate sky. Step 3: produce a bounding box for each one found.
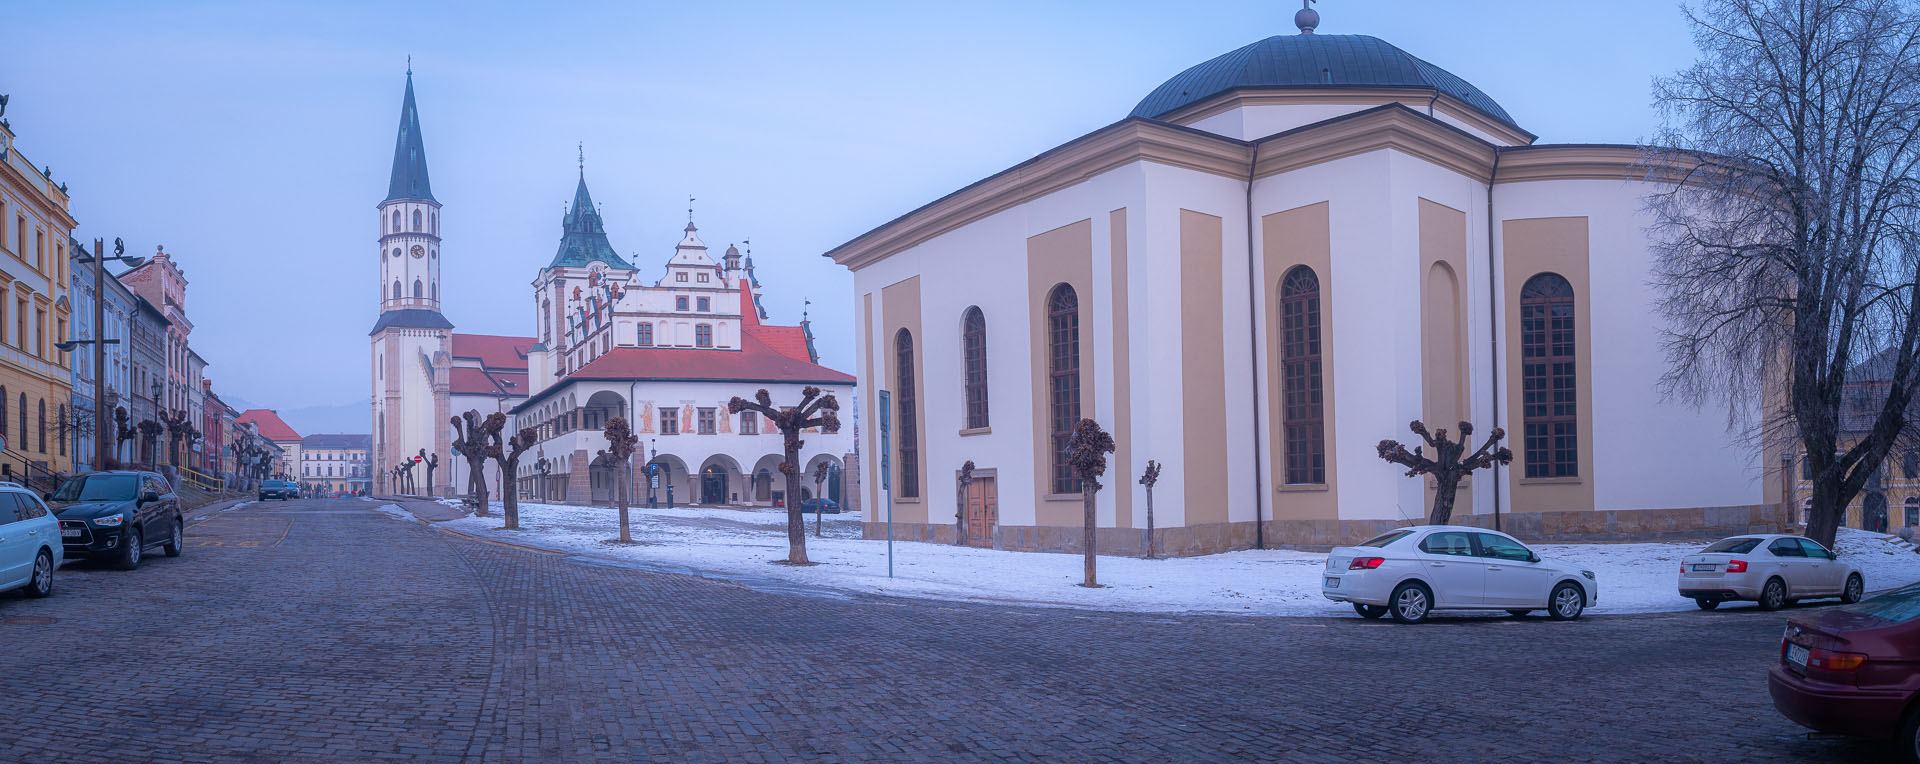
[0,0,1701,428]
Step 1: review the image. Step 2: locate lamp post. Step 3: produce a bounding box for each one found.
[65,238,143,474]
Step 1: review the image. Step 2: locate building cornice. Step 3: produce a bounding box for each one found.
[824,118,1252,270]
[1493,144,1700,185]
[1252,103,1498,182]
[1157,87,1537,147]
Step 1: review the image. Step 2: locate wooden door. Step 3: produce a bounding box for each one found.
[965,477,997,547]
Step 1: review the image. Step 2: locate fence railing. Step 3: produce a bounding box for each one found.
[180,465,225,493]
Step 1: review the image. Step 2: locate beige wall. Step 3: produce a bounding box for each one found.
[861,292,877,515]
[1026,219,1095,527]
[1419,199,1472,515]
[1180,210,1229,526]
[1262,202,1338,521]
[1109,208,1132,529]
[1501,217,1596,512]
[881,277,928,521]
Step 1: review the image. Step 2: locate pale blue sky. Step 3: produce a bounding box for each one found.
[0,0,1698,419]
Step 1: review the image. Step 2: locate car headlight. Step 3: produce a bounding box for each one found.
[1580,570,1596,580]
[91,514,126,527]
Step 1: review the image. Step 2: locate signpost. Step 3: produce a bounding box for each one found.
[879,389,892,578]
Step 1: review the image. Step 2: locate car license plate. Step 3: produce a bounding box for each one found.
[1692,563,1715,572]
[60,528,80,538]
[1787,643,1810,670]
[1324,577,1340,589]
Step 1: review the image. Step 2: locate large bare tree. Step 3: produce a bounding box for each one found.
[1376,420,1512,526]
[484,413,536,531]
[602,417,639,544]
[451,410,490,516]
[1067,418,1115,587]
[1647,0,1920,546]
[728,387,841,564]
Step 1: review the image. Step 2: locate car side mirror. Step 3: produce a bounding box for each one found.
[140,491,159,504]
[1528,552,1540,563]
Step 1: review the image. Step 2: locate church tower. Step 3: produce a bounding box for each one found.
[370,68,454,496]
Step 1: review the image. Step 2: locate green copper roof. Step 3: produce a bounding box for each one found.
[549,173,632,269]
[385,72,435,203]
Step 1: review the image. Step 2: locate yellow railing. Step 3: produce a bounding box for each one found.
[180,466,225,493]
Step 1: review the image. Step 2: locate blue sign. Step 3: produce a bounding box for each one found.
[878,390,891,491]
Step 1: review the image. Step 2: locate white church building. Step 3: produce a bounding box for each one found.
[828,11,1790,555]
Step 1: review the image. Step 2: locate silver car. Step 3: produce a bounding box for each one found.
[1677,535,1862,611]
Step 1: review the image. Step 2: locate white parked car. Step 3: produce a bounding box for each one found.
[1321,525,1597,623]
[0,481,60,598]
[1677,534,1862,611]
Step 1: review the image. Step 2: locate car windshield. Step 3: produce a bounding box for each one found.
[50,474,139,502]
[1357,530,1414,548]
[1837,581,1920,624]
[1702,537,1762,554]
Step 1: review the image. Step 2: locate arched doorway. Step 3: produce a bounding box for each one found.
[701,465,729,505]
[751,453,785,505]
[803,453,846,506]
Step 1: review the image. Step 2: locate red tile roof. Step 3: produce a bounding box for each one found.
[237,409,302,442]
[452,333,534,371]
[565,333,853,386]
[735,271,812,362]
[450,367,529,397]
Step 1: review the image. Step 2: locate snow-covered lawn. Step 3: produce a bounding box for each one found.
[422,500,1920,617]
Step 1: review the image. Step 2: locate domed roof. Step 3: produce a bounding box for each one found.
[1130,34,1519,130]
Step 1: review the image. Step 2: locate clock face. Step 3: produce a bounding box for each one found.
[411,245,426,259]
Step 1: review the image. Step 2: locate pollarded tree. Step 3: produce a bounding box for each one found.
[1139,459,1162,559]
[1375,420,1512,526]
[728,387,841,564]
[1067,418,1115,587]
[955,459,975,546]
[483,414,536,531]
[1645,0,1920,548]
[137,420,161,469]
[603,416,639,544]
[450,410,490,516]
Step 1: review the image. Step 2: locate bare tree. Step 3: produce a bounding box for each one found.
[603,417,639,544]
[1067,418,1115,587]
[484,415,536,531]
[1646,0,1920,546]
[1376,420,1513,526]
[728,387,842,564]
[1139,460,1161,559]
[450,410,489,516]
[137,420,161,470]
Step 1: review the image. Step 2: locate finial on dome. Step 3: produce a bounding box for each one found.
[1296,0,1319,34]
[406,54,412,76]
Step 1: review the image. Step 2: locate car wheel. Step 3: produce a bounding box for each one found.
[1352,603,1387,619]
[1388,582,1432,624]
[1695,599,1720,610]
[1843,574,1865,605]
[116,528,142,571]
[163,520,183,558]
[1506,609,1533,617]
[25,549,52,598]
[1548,582,1586,620]
[1901,700,1920,764]
[1758,577,1787,611]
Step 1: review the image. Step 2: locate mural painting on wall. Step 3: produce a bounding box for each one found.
[638,402,655,433]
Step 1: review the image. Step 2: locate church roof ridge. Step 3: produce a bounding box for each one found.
[385,71,435,203]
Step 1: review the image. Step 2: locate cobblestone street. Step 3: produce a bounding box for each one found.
[0,497,1892,763]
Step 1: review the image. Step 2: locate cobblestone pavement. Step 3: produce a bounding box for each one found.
[0,497,1894,763]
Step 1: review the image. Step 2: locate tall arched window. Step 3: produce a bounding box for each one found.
[391,210,400,232]
[962,307,989,429]
[413,210,422,231]
[37,399,46,453]
[1047,284,1081,494]
[413,279,424,299]
[392,280,402,300]
[432,212,438,235]
[895,329,919,498]
[57,404,65,456]
[1280,266,1326,484]
[17,393,25,447]
[0,385,8,439]
[1520,272,1578,478]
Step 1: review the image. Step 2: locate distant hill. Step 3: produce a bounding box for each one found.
[223,397,370,438]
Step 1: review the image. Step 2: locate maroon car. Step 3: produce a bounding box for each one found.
[1770,581,1920,760]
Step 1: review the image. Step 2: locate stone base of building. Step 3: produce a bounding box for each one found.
[865,503,1798,557]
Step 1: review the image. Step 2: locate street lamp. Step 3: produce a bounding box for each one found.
[69,237,143,473]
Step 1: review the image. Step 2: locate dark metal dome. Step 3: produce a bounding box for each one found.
[1130,34,1519,130]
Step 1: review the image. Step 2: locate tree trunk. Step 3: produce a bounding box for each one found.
[1144,486,1155,559]
[1428,472,1461,526]
[784,451,809,564]
[955,476,968,547]
[815,479,825,538]
[617,460,632,543]
[1808,474,1844,549]
[1081,484,1097,587]
[502,458,520,530]
[469,461,489,517]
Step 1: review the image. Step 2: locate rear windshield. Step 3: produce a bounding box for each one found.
[1357,530,1414,548]
[1837,582,1920,624]
[1702,538,1763,554]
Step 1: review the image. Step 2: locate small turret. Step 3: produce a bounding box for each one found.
[723,243,742,273]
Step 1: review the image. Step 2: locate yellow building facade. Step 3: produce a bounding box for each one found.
[0,117,77,483]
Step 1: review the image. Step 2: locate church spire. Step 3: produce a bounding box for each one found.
[385,70,435,203]
[549,162,632,269]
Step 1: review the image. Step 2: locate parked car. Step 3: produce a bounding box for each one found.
[258,480,297,501]
[48,471,183,571]
[800,498,841,514]
[1321,526,1597,623]
[1769,581,1920,760]
[1678,534,1863,611]
[0,482,60,598]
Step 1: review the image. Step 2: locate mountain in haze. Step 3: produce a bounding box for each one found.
[222,396,371,438]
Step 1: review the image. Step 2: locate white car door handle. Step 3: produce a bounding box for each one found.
[1430,562,1446,567]
[1487,565,1503,571]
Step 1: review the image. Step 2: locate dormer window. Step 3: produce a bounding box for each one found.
[676,272,688,282]
[696,297,710,311]
[676,296,689,311]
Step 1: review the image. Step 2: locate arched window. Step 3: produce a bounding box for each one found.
[1520,272,1578,478]
[413,279,423,299]
[37,399,46,453]
[895,329,919,498]
[17,393,25,447]
[962,307,989,429]
[695,324,713,348]
[1280,267,1325,484]
[1906,497,1919,528]
[432,212,438,235]
[57,404,65,456]
[391,210,400,232]
[1,385,8,439]
[1047,284,1080,494]
[413,210,422,231]
[392,281,402,300]
[431,282,438,302]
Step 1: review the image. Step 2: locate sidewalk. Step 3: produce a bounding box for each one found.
[376,495,470,523]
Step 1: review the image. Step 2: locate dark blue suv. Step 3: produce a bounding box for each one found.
[50,471,183,570]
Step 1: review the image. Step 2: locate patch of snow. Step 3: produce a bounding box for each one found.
[373,504,418,523]
[432,502,1920,617]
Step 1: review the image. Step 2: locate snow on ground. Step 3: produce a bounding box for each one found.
[433,501,1920,617]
